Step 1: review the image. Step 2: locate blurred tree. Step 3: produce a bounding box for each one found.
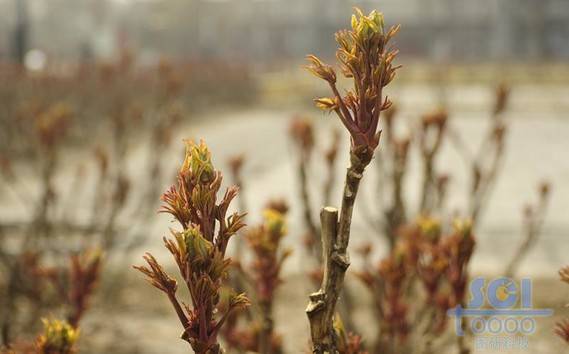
[12,0,29,65]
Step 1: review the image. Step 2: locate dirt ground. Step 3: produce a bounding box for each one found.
[80,272,569,354]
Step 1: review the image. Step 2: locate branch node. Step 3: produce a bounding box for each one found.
[306,299,326,316]
[347,169,363,180]
[331,251,350,271]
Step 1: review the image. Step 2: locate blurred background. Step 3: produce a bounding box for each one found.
[1,0,569,353]
[2,0,569,63]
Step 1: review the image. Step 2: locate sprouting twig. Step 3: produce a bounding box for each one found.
[134,140,249,353]
[505,181,551,277]
[305,8,400,352]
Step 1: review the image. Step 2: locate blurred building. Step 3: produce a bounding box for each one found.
[1,0,568,64]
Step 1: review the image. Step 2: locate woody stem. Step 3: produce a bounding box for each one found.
[306,148,372,353]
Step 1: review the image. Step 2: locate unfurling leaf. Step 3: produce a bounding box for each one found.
[314,97,339,111]
[36,319,79,354]
[180,225,213,260]
[182,139,215,183]
[305,55,337,84]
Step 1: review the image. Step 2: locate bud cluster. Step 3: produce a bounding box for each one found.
[135,140,249,354]
[307,8,400,152]
[356,217,476,351]
[35,319,79,354]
